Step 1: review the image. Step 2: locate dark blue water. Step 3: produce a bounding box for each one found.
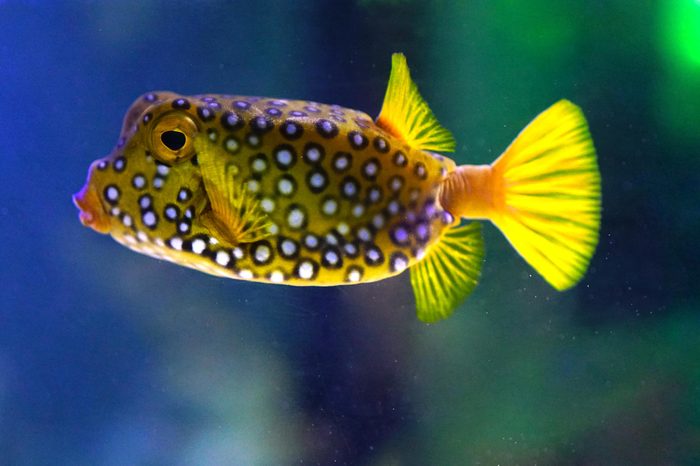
[2,2,699,464]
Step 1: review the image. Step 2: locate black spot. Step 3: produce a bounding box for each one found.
[306,167,328,194]
[361,158,381,181]
[393,151,408,167]
[321,245,343,269]
[233,100,251,110]
[251,240,274,265]
[315,119,339,138]
[389,251,409,272]
[364,244,385,266]
[280,120,303,140]
[221,111,244,131]
[190,155,199,166]
[250,115,274,133]
[163,203,180,222]
[273,144,297,170]
[277,174,297,197]
[414,162,428,179]
[177,188,192,203]
[172,98,190,109]
[303,143,325,165]
[340,176,360,200]
[161,131,186,151]
[332,152,352,172]
[197,106,215,122]
[293,258,319,280]
[277,237,300,260]
[223,136,240,154]
[373,136,390,153]
[348,131,368,150]
[113,156,127,173]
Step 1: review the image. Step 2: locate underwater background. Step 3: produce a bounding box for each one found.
[1,1,699,464]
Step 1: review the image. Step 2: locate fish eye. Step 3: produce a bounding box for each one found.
[161,130,186,151]
[149,112,198,164]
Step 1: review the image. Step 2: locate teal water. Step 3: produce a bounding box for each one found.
[1,2,699,464]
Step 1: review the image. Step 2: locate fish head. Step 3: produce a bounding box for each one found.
[73,92,209,240]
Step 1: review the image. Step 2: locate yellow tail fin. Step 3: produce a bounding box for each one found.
[441,100,601,290]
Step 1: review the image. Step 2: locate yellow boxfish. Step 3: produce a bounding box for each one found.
[73,54,601,322]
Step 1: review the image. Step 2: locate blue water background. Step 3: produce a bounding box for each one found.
[1,1,699,464]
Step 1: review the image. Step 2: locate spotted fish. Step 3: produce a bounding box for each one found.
[73,54,601,322]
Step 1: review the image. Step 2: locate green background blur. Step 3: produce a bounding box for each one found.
[1,1,699,464]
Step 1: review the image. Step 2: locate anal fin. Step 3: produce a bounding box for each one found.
[410,222,484,322]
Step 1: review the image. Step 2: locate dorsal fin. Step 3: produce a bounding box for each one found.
[376,53,456,153]
[194,138,273,245]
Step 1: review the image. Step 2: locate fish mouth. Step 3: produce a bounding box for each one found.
[73,182,111,234]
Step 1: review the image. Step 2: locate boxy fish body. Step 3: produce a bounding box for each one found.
[74,54,601,322]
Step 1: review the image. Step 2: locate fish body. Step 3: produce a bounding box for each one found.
[75,54,601,321]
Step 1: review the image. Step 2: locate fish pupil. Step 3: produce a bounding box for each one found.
[161,130,186,151]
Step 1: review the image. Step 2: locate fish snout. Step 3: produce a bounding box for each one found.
[73,175,111,234]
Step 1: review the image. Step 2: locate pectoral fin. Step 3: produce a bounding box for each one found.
[194,138,273,245]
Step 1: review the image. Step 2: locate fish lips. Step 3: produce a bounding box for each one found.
[73,166,111,234]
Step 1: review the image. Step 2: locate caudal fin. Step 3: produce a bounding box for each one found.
[491,100,601,290]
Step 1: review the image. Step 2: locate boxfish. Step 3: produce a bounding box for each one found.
[74,54,601,322]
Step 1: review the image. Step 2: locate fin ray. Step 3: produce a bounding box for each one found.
[376,53,456,152]
[410,222,484,322]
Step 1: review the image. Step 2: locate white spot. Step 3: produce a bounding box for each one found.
[153,177,164,189]
[165,206,178,220]
[106,186,119,202]
[110,207,120,216]
[393,256,408,272]
[247,134,260,146]
[278,178,294,196]
[306,146,321,162]
[177,189,190,202]
[325,233,338,245]
[348,269,361,282]
[254,244,271,263]
[133,175,146,189]
[269,270,285,283]
[352,133,364,146]
[322,198,338,216]
[208,130,218,142]
[122,215,133,227]
[239,269,253,279]
[357,227,371,242]
[309,172,326,189]
[267,223,279,235]
[390,177,403,192]
[192,238,207,254]
[351,204,364,218]
[388,200,400,215]
[416,247,426,260]
[281,239,297,257]
[139,196,151,209]
[215,250,230,266]
[124,235,137,245]
[325,250,340,265]
[298,261,314,279]
[178,222,190,233]
[156,164,170,176]
[285,124,298,136]
[225,138,239,152]
[367,248,381,262]
[252,158,267,173]
[337,222,350,235]
[247,179,260,193]
[410,188,420,202]
[363,161,378,177]
[260,198,275,213]
[142,211,157,227]
[343,181,357,197]
[170,237,183,250]
[137,231,148,242]
[344,243,357,256]
[368,188,381,203]
[334,155,349,171]
[232,247,244,259]
[209,237,219,245]
[287,208,305,229]
[304,234,319,249]
[276,149,293,167]
[372,213,385,229]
